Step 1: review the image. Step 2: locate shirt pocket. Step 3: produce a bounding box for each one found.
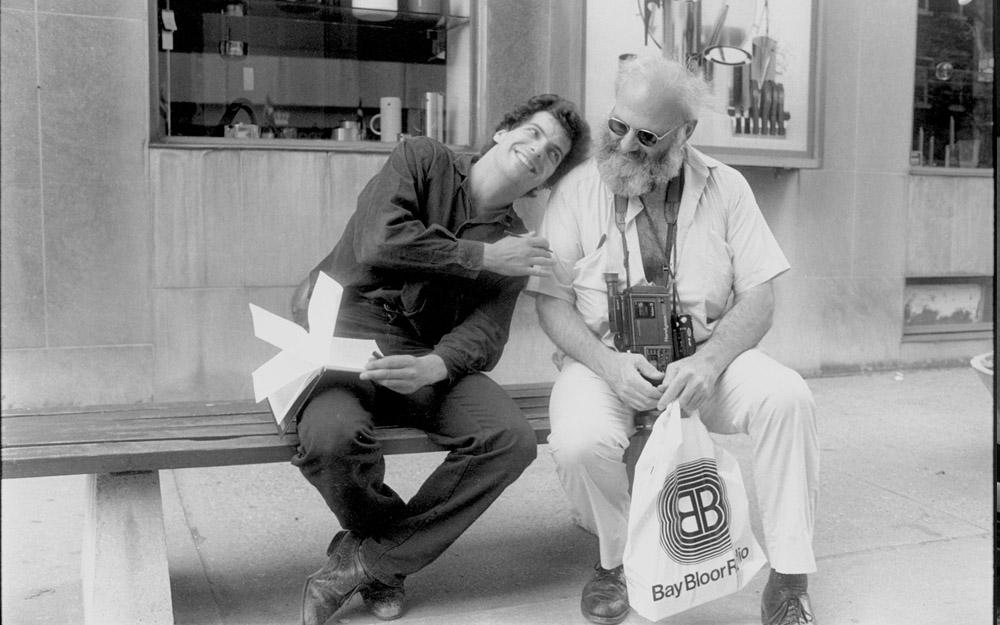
[571,243,618,336]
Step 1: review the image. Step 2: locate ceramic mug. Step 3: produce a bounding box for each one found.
[369,96,402,143]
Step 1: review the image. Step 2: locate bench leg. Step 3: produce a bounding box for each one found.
[81,471,174,625]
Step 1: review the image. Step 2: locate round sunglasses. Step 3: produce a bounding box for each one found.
[607,116,689,147]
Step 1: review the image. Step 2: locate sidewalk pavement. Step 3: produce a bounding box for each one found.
[2,366,995,625]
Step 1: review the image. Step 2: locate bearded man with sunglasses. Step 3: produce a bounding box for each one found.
[527,55,820,625]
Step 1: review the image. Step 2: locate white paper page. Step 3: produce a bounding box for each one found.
[251,350,316,402]
[250,304,310,354]
[265,373,312,426]
[326,337,381,372]
[308,272,343,342]
[249,274,380,410]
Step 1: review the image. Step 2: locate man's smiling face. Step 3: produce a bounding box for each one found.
[492,111,572,194]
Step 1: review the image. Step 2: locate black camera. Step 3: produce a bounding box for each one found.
[604,272,696,373]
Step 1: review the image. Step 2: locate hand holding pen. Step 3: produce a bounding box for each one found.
[362,350,449,394]
[481,230,554,278]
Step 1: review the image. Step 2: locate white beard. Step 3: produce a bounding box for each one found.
[596,129,684,197]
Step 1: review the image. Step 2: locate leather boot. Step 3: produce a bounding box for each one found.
[360,578,406,620]
[301,531,370,625]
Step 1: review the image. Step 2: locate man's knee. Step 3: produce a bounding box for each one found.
[757,368,815,427]
[486,415,538,471]
[447,375,538,469]
[510,425,539,470]
[549,427,621,472]
[774,367,813,405]
[298,389,375,459]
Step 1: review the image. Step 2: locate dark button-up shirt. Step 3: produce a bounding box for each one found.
[308,136,528,382]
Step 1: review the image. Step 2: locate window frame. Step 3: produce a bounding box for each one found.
[908,0,994,176]
[901,275,995,341]
[147,0,480,152]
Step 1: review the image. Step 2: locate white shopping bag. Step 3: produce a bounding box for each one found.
[624,402,766,622]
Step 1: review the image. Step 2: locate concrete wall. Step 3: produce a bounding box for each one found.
[1,0,153,408]
[756,0,993,373]
[1,0,993,409]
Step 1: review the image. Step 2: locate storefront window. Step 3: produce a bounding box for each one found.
[911,0,993,169]
[154,0,473,146]
[903,276,994,336]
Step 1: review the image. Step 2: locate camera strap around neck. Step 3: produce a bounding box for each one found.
[613,170,684,287]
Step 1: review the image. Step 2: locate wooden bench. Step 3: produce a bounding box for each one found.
[1,382,552,625]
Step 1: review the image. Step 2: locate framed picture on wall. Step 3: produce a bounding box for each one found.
[664,0,821,168]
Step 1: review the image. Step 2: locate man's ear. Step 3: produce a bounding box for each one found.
[682,119,699,141]
[492,127,508,144]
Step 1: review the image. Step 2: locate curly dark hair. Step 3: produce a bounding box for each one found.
[485,93,591,189]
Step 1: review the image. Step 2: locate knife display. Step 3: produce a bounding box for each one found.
[728,75,790,137]
[730,65,743,134]
[776,83,786,136]
[761,80,774,135]
[727,33,792,138]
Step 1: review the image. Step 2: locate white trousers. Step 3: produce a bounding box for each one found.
[547,348,819,574]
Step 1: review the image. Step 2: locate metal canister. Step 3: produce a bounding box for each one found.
[423,91,445,143]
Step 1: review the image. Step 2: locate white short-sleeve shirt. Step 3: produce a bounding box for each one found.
[526,146,790,348]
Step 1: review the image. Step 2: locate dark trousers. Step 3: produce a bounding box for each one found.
[291,298,537,586]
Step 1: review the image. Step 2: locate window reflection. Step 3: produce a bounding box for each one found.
[912,0,993,169]
[156,0,469,145]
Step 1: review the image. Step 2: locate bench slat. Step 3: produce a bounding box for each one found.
[1,415,552,479]
[0,383,554,418]
[3,406,548,448]
[2,435,298,478]
[4,415,278,447]
[2,385,552,479]
[2,400,267,419]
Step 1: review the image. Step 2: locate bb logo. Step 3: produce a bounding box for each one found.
[657,458,732,563]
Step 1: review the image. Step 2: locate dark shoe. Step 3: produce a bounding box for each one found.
[301,531,370,625]
[761,572,815,625]
[360,578,406,620]
[580,563,629,625]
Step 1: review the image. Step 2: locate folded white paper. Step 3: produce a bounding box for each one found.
[250,272,379,431]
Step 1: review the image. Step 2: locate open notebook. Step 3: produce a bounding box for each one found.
[250,272,379,433]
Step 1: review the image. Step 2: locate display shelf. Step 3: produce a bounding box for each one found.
[909,166,993,177]
[208,11,467,32]
[177,10,460,64]
[201,0,468,30]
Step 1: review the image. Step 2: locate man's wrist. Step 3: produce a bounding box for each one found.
[420,353,449,385]
[479,241,495,272]
[691,340,737,380]
[590,346,622,382]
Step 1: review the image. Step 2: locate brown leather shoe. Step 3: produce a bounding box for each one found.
[761,572,816,625]
[580,563,629,625]
[360,578,406,621]
[301,531,370,625]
